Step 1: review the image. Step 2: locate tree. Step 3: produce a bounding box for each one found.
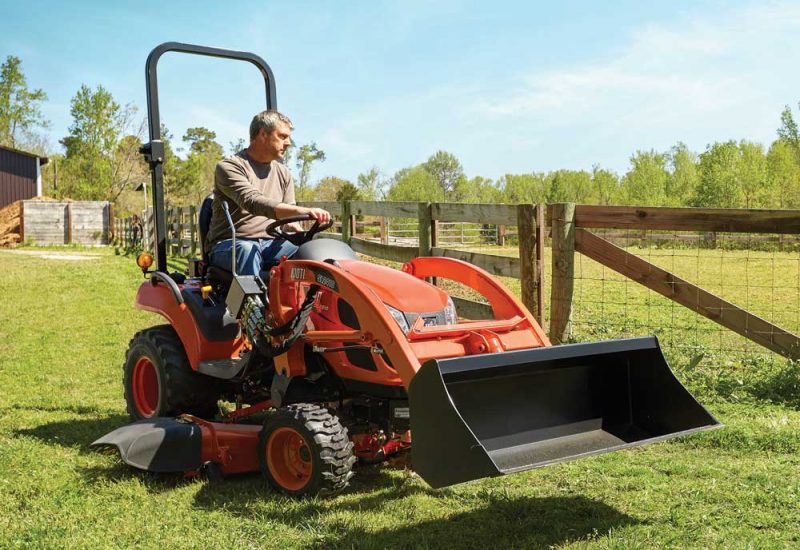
[778,104,800,160]
[590,165,619,205]
[451,176,503,203]
[547,169,593,203]
[766,139,800,208]
[314,176,352,202]
[357,167,384,200]
[58,84,144,201]
[621,150,669,206]
[737,140,767,208]
[387,166,444,202]
[500,173,549,204]
[170,127,224,205]
[295,142,326,200]
[335,181,361,202]
[0,56,48,150]
[666,143,699,206]
[421,151,464,197]
[693,141,743,207]
[228,137,246,155]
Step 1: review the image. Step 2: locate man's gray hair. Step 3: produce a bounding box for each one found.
[249,110,293,140]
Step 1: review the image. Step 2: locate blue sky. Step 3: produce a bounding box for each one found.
[3,1,800,185]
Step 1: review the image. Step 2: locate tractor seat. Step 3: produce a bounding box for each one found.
[199,193,234,288]
[206,264,234,287]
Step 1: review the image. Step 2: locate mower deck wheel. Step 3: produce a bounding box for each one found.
[259,403,356,497]
[123,325,219,420]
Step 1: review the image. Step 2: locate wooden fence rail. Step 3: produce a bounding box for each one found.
[113,200,800,359]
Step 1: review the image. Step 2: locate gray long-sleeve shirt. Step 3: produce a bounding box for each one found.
[206,150,295,251]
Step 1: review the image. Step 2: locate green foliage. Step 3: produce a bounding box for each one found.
[766,139,800,208]
[737,141,767,208]
[387,165,445,201]
[778,103,800,158]
[57,84,145,202]
[621,150,669,205]
[421,150,465,196]
[501,173,549,204]
[547,169,593,203]
[168,127,223,205]
[335,181,361,202]
[590,165,620,205]
[0,55,48,150]
[666,142,699,206]
[295,142,326,200]
[313,176,353,201]
[451,176,503,203]
[693,141,744,207]
[356,167,384,200]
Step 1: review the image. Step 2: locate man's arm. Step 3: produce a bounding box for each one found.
[274,165,331,223]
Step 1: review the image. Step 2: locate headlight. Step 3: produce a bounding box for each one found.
[384,303,410,334]
[444,296,457,325]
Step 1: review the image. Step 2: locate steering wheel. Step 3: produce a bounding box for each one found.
[266,214,333,246]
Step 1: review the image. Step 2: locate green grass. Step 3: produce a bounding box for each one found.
[1,247,799,548]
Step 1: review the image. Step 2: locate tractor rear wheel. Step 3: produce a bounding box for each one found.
[259,403,356,496]
[123,325,219,420]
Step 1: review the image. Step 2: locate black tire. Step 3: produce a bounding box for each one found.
[259,403,356,497]
[123,325,219,420]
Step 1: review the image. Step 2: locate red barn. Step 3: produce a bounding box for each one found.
[0,145,49,209]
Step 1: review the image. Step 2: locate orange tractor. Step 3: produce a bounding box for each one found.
[93,43,719,496]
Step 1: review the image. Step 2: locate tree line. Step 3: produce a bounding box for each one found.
[3,55,800,214]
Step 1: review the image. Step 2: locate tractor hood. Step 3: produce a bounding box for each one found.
[337,260,448,313]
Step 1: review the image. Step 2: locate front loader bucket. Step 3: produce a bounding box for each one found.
[409,336,720,488]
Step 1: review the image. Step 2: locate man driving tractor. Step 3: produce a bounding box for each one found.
[206,110,331,278]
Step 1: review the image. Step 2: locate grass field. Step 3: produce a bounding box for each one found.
[1,246,798,549]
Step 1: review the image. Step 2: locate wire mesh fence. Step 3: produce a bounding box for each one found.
[569,227,800,362]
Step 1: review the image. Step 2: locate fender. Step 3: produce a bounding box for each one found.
[135,281,244,370]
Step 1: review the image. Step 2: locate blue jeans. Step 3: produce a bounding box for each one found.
[209,238,299,280]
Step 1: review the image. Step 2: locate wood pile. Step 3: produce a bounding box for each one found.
[0,197,58,247]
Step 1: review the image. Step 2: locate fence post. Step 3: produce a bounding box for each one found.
[517,203,538,322]
[380,216,388,245]
[342,200,352,243]
[190,205,197,256]
[66,203,73,245]
[549,202,575,344]
[535,203,546,327]
[418,202,432,257]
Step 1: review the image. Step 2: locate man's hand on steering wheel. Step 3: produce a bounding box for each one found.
[267,205,333,246]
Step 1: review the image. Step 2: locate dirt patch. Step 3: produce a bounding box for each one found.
[0,249,103,261]
[0,197,60,248]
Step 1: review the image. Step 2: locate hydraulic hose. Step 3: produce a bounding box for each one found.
[265,285,320,357]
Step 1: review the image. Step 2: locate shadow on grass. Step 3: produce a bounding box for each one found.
[192,466,636,548]
[326,495,635,549]
[13,414,130,450]
[193,468,635,548]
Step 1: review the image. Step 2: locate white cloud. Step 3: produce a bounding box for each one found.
[480,2,800,123]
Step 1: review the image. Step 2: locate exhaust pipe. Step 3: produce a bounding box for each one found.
[408,337,720,488]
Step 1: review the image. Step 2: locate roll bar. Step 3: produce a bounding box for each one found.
[140,42,277,271]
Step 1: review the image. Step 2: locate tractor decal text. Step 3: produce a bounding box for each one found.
[290,267,306,281]
[311,268,338,292]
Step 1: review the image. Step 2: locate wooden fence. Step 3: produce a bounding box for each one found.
[23,200,110,245]
[113,201,800,359]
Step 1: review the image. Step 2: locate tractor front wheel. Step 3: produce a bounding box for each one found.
[259,403,356,496]
[123,325,218,420]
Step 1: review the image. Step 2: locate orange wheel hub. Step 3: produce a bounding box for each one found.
[132,356,159,417]
[266,427,313,491]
